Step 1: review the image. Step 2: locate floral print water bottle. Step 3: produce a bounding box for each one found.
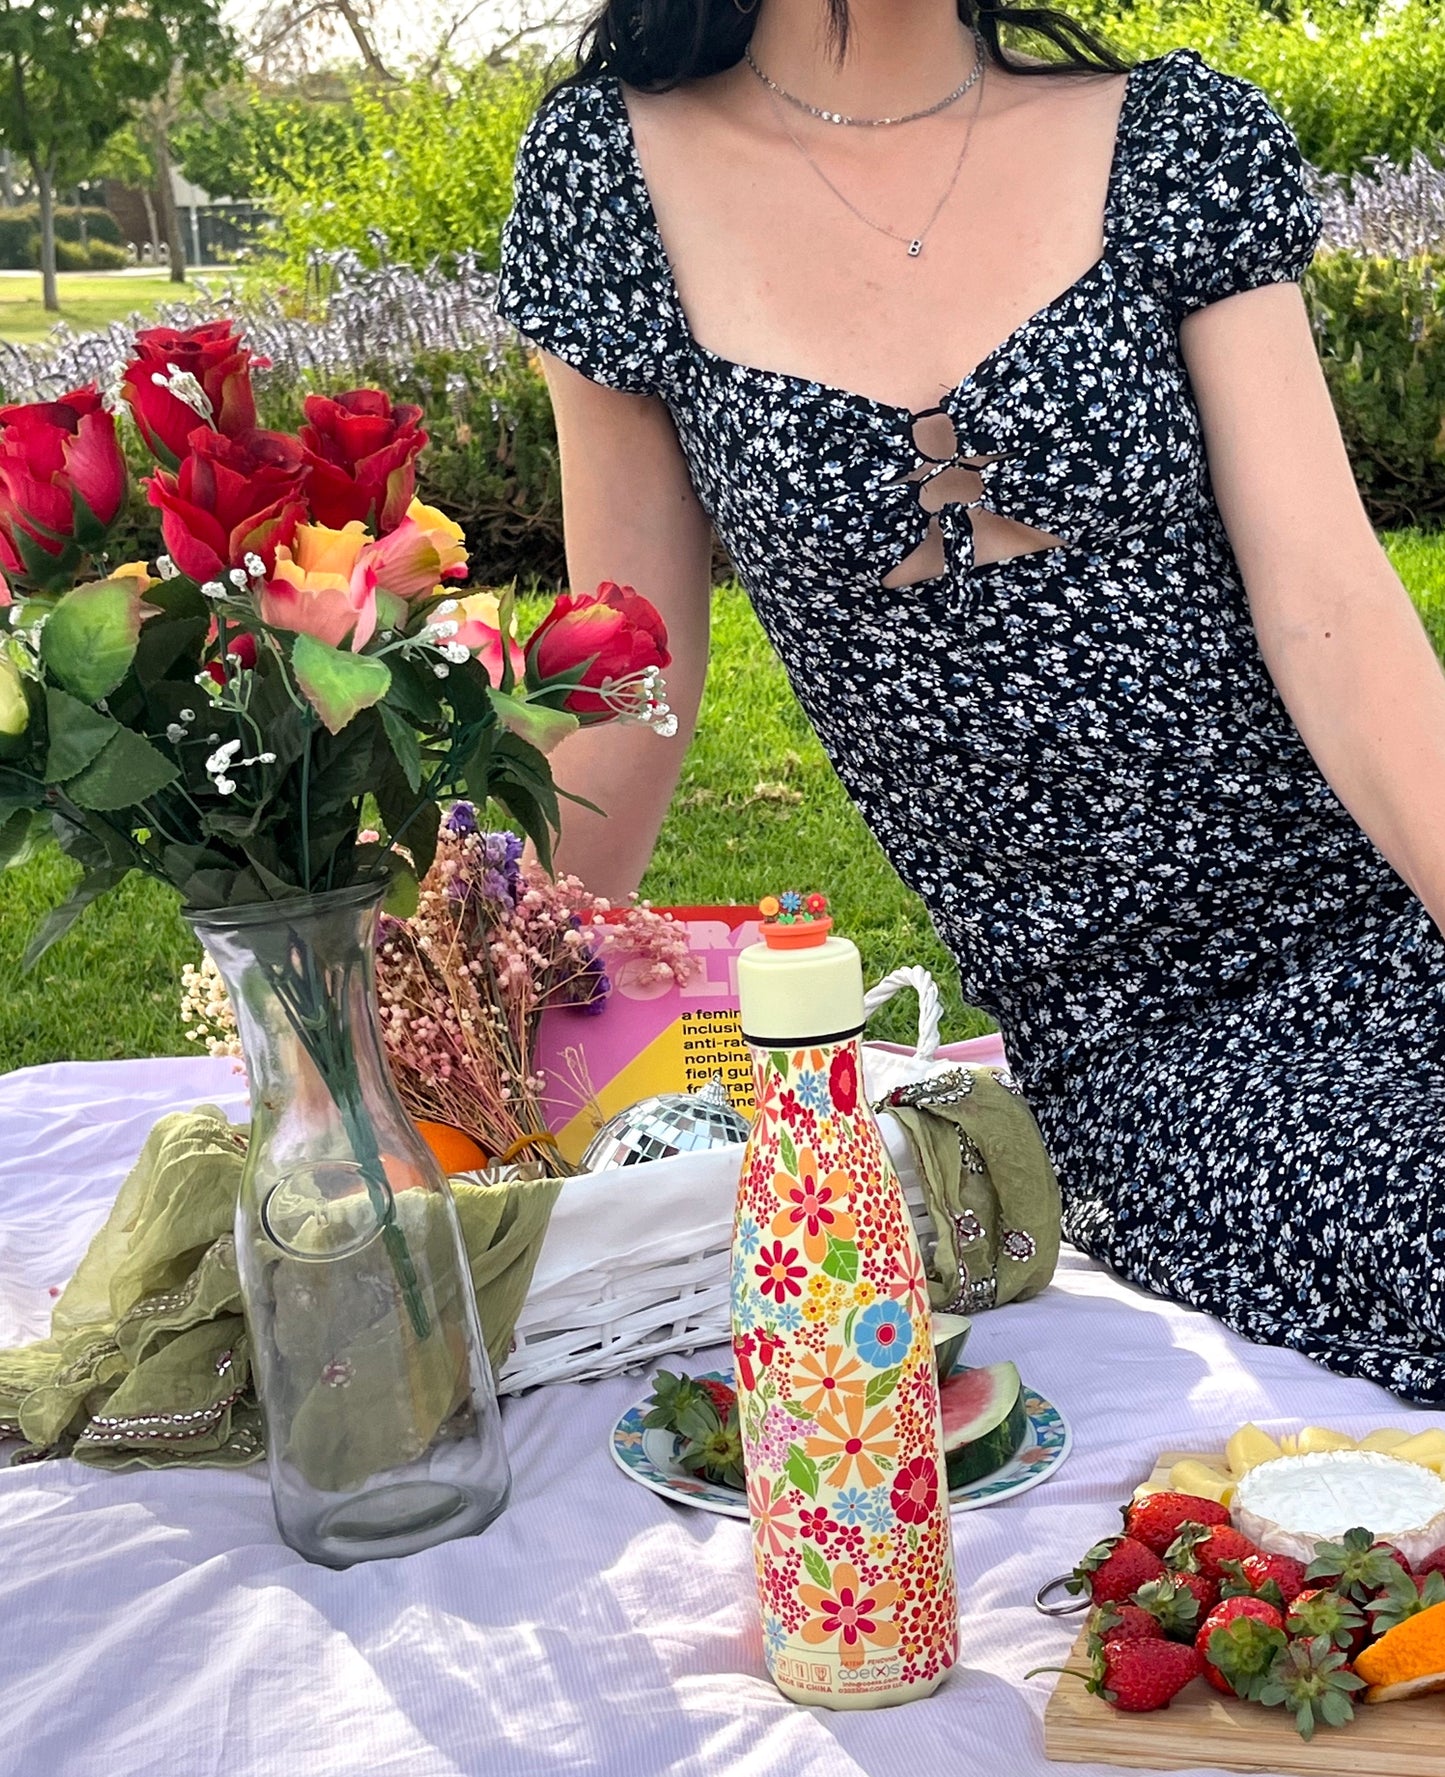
[733,891,958,1708]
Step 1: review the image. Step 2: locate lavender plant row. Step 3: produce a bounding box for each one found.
[1308,149,1445,259]
[0,239,518,403]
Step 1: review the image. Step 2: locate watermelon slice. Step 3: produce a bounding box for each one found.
[931,1312,971,1382]
[940,1361,1028,1489]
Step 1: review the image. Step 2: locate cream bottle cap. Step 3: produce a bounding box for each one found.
[737,926,866,1047]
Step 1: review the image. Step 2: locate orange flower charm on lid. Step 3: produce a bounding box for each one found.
[759,889,832,949]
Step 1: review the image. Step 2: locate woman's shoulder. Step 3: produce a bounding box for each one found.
[512,74,627,182]
[1113,44,1322,312]
[497,74,683,397]
[1122,44,1306,169]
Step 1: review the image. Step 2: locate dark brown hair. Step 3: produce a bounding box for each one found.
[559,0,1130,93]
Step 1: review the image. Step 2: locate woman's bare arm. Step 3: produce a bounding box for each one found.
[1184,282,1445,925]
[531,349,714,898]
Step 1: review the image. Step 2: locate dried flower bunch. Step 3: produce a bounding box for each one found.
[183,803,697,1176]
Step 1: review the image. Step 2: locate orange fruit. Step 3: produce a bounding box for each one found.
[415,1119,488,1175]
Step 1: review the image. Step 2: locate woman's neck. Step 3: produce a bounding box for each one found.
[746,0,979,116]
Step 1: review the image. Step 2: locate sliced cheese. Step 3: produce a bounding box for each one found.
[1226,1423,1282,1477]
[1232,1450,1445,1566]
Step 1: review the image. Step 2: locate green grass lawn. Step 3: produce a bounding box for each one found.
[4,529,1445,1073]
[0,271,199,343]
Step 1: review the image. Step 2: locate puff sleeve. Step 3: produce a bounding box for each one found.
[494,81,676,397]
[1129,49,1324,318]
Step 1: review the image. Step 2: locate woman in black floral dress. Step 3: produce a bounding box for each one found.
[496,1,1445,1400]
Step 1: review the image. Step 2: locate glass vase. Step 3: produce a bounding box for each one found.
[190,881,511,1567]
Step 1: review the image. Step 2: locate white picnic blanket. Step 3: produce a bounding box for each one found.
[1,1057,1439,1777]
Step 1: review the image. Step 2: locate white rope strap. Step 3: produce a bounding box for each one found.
[862,965,943,1063]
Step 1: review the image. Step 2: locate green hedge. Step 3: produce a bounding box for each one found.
[0,204,125,270]
[1308,250,1445,530]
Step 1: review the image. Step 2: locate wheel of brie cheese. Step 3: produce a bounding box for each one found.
[1232,1450,1445,1566]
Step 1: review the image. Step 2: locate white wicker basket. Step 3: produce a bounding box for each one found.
[498,967,965,1394]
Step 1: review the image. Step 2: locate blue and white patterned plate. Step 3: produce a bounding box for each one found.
[609,1370,1071,1520]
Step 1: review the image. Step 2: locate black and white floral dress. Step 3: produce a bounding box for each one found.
[496,46,1445,1402]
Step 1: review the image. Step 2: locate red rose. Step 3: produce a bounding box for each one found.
[147,429,309,585]
[299,389,426,534]
[0,386,126,590]
[890,1455,939,1526]
[121,321,257,468]
[829,1048,858,1117]
[525,581,671,719]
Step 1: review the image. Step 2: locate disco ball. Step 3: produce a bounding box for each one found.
[580,1076,751,1171]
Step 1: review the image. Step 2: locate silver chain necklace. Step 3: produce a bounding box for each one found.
[751,33,987,258]
[743,35,983,129]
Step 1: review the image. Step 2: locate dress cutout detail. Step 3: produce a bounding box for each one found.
[496,47,1445,1402]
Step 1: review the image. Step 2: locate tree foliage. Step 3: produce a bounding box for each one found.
[174,83,366,201]
[258,57,547,282]
[1072,0,1445,173]
[0,1,235,185]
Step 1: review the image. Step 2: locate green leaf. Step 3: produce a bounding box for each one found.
[864,1366,902,1408]
[0,807,44,870]
[381,858,419,918]
[486,686,579,755]
[22,866,127,969]
[43,689,120,782]
[291,634,392,735]
[779,1400,815,1421]
[494,587,519,694]
[379,702,423,791]
[842,1306,858,1346]
[784,1443,820,1500]
[801,1544,831,1590]
[778,1127,797,1176]
[65,727,178,811]
[769,1051,788,1079]
[40,578,145,702]
[133,613,207,689]
[821,1237,859,1284]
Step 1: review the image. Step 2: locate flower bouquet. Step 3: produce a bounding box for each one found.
[0,319,676,1564]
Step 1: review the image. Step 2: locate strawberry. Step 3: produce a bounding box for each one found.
[1305,1527,1409,1605]
[1168,1521,1261,1584]
[1197,1595,1286,1697]
[1287,1588,1366,1653]
[1416,1546,1445,1581]
[1069,1535,1166,1606]
[1219,1551,1309,1610]
[1255,1634,1364,1740]
[1123,1491,1232,1557]
[1029,1637,1202,1713]
[1089,1603,1163,1647]
[698,1378,737,1420]
[1169,1568,1220,1620]
[1131,1576,1201,1641]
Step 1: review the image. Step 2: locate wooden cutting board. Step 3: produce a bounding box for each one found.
[1043,1450,1445,1776]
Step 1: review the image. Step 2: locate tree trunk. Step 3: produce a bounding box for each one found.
[34,156,58,313]
[141,187,162,261]
[150,120,187,284]
[0,152,18,210]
